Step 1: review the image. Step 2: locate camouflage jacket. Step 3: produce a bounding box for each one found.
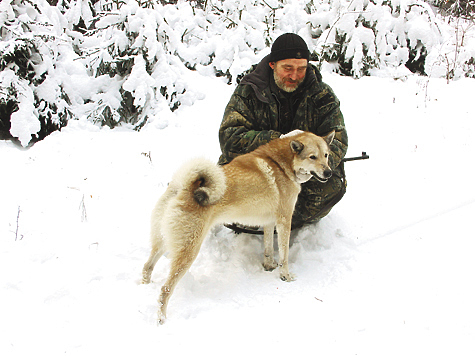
[218,54,348,178]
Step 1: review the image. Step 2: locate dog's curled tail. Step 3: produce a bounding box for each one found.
[172,157,226,206]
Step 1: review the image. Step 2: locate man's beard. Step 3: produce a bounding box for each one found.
[273,71,304,93]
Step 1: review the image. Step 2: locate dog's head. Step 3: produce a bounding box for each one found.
[289,131,335,184]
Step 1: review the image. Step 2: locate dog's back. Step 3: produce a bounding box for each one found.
[215,143,300,227]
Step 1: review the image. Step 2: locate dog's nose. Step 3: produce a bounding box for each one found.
[323,169,332,179]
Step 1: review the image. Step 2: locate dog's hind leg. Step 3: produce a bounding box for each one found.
[262,224,278,271]
[143,190,175,284]
[157,227,208,325]
[142,240,164,284]
[142,216,166,284]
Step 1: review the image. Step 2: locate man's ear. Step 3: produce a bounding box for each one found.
[290,140,304,154]
[323,130,335,146]
[269,62,275,70]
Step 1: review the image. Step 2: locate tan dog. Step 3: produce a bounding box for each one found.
[142,131,335,324]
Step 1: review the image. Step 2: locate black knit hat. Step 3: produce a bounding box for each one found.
[269,33,310,63]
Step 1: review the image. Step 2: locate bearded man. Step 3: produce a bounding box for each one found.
[218,33,348,230]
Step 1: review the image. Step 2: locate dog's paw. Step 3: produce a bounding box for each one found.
[157,311,166,326]
[263,260,278,271]
[280,272,296,282]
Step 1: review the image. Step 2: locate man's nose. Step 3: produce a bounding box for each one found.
[289,70,298,80]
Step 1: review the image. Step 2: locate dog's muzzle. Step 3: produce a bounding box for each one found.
[311,169,332,183]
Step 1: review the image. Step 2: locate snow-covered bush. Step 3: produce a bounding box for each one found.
[168,0,445,78]
[76,0,206,129]
[308,0,443,77]
[1,0,473,146]
[165,0,270,83]
[434,0,474,19]
[427,0,475,80]
[0,0,75,146]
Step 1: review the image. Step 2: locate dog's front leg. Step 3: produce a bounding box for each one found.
[262,224,278,271]
[276,221,295,282]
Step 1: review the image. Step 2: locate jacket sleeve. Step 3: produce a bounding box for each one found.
[312,82,348,170]
[218,87,281,165]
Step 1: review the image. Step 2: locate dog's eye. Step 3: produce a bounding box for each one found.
[309,155,317,160]
[324,153,328,158]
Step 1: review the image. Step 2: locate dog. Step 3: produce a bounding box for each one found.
[141,130,335,324]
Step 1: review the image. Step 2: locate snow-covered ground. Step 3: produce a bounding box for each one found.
[1,71,474,355]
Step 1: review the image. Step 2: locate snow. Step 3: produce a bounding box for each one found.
[1,64,475,355]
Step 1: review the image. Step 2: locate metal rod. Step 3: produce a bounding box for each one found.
[342,151,369,163]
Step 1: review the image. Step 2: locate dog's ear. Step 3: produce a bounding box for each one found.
[323,130,335,146]
[290,140,304,154]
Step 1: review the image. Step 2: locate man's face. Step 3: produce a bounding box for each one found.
[269,58,308,93]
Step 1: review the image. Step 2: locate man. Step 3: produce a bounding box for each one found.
[218,33,348,230]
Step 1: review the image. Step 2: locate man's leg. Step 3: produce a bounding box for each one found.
[292,173,346,229]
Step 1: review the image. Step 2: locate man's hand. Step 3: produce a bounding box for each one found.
[280,129,304,138]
